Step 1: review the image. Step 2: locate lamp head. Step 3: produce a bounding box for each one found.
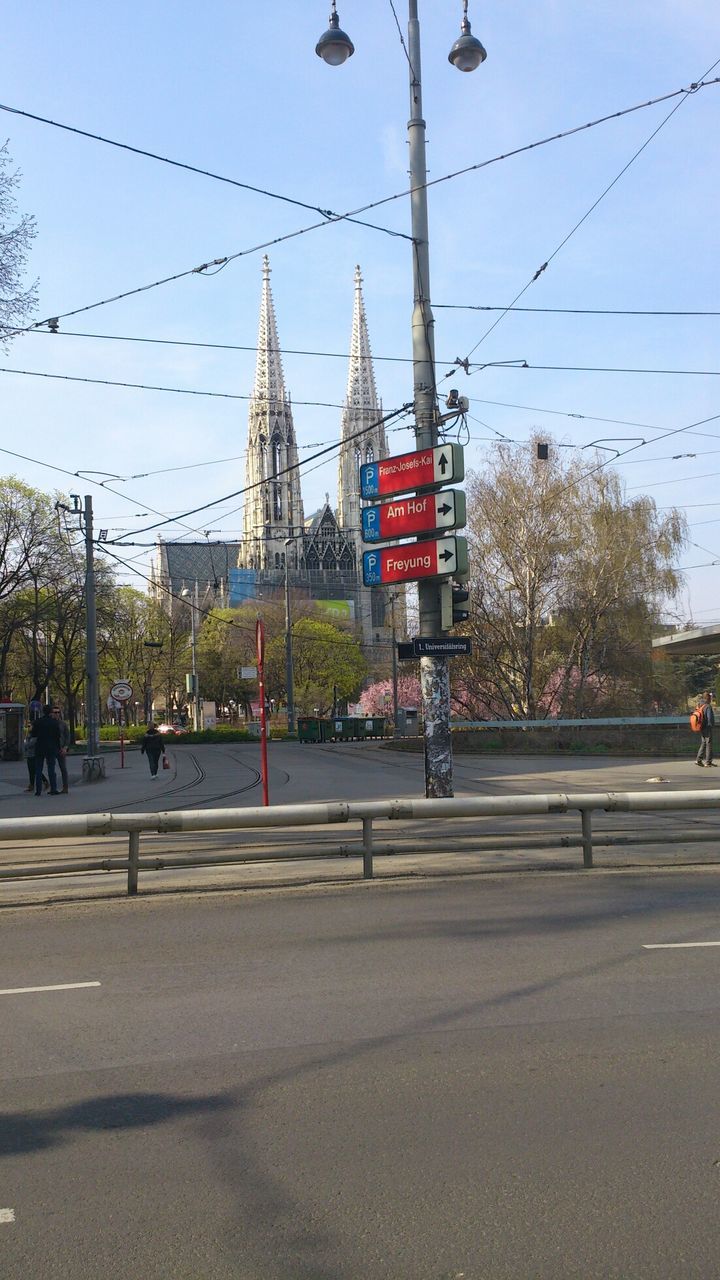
[448,2,486,72]
[316,2,354,65]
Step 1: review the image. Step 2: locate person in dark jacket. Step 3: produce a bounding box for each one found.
[696,691,716,767]
[29,705,62,795]
[52,707,71,793]
[140,724,165,777]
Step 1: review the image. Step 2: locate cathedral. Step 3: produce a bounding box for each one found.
[151,257,402,651]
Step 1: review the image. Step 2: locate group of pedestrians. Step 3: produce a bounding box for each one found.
[26,705,71,796]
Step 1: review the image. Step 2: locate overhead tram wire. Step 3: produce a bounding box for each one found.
[15,76,718,337]
[435,304,720,317]
[445,57,720,393]
[108,401,414,544]
[0,101,409,243]
[100,544,392,654]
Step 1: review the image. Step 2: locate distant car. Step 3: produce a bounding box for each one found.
[155,723,181,735]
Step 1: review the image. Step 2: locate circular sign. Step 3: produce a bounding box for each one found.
[110,680,133,702]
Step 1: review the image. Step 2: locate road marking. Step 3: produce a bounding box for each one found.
[0,981,101,996]
[0,1209,15,1224]
[643,942,720,950]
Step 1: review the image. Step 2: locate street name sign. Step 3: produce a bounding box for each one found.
[361,488,466,543]
[413,637,473,657]
[397,638,473,659]
[363,535,468,586]
[360,443,464,500]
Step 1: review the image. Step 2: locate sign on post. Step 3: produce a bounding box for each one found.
[360,444,464,501]
[110,681,133,703]
[361,489,466,543]
[363,536,468,586]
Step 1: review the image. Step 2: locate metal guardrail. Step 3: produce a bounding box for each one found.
[1,789,719,896]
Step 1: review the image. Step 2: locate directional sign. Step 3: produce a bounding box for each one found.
[110,680,133,703]
[361,488,466,543]
[363,536,468,586]
[360,444,464,500]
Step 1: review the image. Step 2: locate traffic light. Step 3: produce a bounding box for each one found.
[451,584,470,625]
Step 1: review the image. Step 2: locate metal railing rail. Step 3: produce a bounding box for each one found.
[1,789,720,896]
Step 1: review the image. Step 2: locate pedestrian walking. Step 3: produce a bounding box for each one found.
[52,707,71,793]
[140,723,165,777]
[24,730,48,792]
[29,704,62,796]
[695,691,716,767]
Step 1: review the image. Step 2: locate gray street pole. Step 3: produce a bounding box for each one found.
[284,541,295,735]
[316,0,485,794]
[390,592,400,737]
[191,580,200,731]
[83,494,104,778]
[407,1,453,797]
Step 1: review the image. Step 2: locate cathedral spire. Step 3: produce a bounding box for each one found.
[253,255,286,405]
[345,265,379,413]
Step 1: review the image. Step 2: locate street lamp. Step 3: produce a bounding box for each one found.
[180,581,200,732]
[315,1,354,65]
[315,1,486,798]
[448,0,487,72]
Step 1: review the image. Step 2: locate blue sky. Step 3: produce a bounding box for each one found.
[2,1,719,624]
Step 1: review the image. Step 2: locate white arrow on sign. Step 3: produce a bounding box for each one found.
[435,537,458,575]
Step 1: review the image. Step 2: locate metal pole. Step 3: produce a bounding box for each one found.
[581,809,594,868]
[407,1,453,798]
[84,495,102,769]
[284,549,295,735]
[127,830,140,895]
[362,817,374,879]
[191,580,199,732]
[391,593,399,737]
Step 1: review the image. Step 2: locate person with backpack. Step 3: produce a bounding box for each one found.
[140,723,166,777]
[694,691,716,767]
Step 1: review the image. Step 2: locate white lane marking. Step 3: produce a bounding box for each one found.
[0,1209,15,1224]
[0,981,101,996]
[643,942,720,950]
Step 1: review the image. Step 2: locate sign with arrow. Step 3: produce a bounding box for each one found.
[363,536,468,586]
[361,488,466,543]
[360,443,464,500]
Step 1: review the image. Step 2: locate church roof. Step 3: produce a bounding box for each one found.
[157,542,242,593]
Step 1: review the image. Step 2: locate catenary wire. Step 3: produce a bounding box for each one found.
[0,100,409,242]
[16,76,718,336]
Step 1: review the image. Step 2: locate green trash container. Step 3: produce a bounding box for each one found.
[368,716,387,739]
[297,717,321,744]
[319,719,334,742]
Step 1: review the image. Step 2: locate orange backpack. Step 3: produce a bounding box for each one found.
[690,705,705,733]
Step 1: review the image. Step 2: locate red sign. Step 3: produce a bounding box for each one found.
[361,489,465,543]
[363,536,468,586]
[360,444,464,501]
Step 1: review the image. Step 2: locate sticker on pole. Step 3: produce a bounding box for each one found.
[110,681,133,703]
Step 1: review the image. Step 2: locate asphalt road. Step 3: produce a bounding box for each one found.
[3,870,720,1278]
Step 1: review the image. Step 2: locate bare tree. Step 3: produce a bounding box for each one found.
[0,141,38,349]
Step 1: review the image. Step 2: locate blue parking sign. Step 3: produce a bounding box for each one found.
[360,462,380,499]
[361,507,380,542]
[363,551,382,585]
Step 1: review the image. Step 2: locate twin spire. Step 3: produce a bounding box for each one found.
[253,256,287,406]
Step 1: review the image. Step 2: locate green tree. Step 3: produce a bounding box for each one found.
[265,618,367,716]
[0,143,37,350]
[461,438,687,719]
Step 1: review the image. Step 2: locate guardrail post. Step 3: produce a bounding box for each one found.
[128,831,140,895]
[362,818,373,879]
[580,810,593,868]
